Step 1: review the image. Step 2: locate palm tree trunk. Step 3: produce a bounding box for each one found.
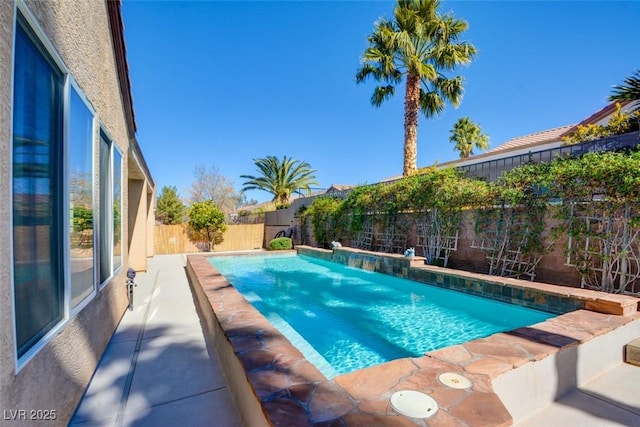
[403,71,420,176]
[275,193,289,206]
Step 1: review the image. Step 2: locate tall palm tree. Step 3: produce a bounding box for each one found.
[356,0,476,176]
[240,156,319,205]
[449,117,489,158]
[609,70,640,102]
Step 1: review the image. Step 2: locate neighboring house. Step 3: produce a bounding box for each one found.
[380,100,639,184]
[326,184,355,192]
[0,0,155,422]
[325,184,355,197]
[441,124,576,182]
[452,123,576,167]
[436,100,640,181]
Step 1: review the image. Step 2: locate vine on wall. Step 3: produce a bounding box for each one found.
[549,151,640,294]
[305,168,489,260]
[413,169,489,266]
[472,163,555,280]
[472,203,552,280]
[351,217,374,250]
[300,197,342,249]
[564,202,640,293]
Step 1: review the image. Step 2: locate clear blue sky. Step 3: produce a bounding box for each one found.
[122,0,640,203]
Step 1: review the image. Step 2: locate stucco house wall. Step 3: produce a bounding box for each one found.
[0,1,154,423]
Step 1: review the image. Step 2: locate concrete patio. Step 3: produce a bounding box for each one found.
[70,254,242,426]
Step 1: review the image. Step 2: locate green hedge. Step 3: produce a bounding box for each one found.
[269,237,292,250]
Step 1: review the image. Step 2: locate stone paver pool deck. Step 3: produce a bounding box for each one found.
[187,248,640,426]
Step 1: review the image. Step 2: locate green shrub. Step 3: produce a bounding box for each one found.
[269,237,292,250]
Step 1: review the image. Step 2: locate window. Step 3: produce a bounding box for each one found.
[99,132,123,284]
[113,148,122,272]
[12,14,65,358]
[69,87,95,307]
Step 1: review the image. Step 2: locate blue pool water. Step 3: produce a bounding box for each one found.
[209,253,553,378]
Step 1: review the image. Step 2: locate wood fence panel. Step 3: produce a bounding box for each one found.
[154,223,264,254]
[214,224,265,252]
[154,224,198,254]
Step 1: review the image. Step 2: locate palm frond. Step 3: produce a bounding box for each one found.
[434,41,476,69]
[437,75,464,107]
[609,70,640,102]
[418,62,438,81]
[372,85,396,107]
[449,117,489,158]
[418,90,445,118]
[240,156,318,204]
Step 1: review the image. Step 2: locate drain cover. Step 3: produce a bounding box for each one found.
[389,390,438,419]
[438,372,472,389]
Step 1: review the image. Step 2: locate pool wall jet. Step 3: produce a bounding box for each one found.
[186,249,640,426]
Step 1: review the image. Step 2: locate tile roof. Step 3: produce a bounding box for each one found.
[486,123,576,154]
[327,184,355,192]
[567,100,634,131]
[485,101,636,155]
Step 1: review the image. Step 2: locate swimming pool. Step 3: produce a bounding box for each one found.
[209,253,553,378]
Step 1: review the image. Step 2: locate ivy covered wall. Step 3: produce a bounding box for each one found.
[302,149,640,295]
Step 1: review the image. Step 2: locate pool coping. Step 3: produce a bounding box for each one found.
[186,249,640,426]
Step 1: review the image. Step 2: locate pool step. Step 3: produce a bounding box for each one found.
[516,363,640,426]
[493,318,640,424]
[625,338,640,366]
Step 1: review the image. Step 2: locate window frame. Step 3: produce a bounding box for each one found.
[11,2,70,371]
[112,145,123,274]
[98,127,124,288]
[67,80,98,316]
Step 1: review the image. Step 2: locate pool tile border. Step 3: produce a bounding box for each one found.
[297,246,638,316]
[187,251,640,427]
